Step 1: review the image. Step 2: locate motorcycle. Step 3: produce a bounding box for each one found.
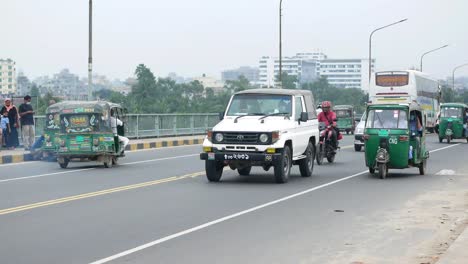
[316,122,341,165]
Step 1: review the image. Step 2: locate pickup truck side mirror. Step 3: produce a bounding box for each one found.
[299,112,308,123]
[219,112,225,120]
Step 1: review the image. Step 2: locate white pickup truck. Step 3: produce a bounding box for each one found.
[200,89,319,183]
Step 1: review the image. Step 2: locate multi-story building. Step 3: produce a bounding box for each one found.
[221,66,260,84]
[258,52,375,91]
[258,52,327,88]
[319,59,375,91]
[34,69,86,99]
[193,74,224,95]
[0,59,17,95]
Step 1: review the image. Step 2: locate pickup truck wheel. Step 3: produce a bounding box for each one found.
[274,146,291,183]
[238,166,252,176]
[299,142,315,177]
[206,160,223,182]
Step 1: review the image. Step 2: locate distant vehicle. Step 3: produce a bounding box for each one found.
[200,89,319,183]
[369,70,441,132]
[354,112,366,151]
[334,105,355,134]
[438,103,468,143]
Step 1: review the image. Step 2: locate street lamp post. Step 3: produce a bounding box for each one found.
[88,0,93,101]
[279,0,283,88]
[452,63,468,90]
[368,19,408,84]
[419,44,449,72]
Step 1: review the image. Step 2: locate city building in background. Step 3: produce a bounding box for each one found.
[193,74,224,95]
[257,52,375,91]
[16,71,32,96]
[319,59,374,91]
[0,58,17,95]
[221,66,259,84]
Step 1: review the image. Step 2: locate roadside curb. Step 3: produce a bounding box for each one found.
[436,218,468,264]
[0,137,204,165]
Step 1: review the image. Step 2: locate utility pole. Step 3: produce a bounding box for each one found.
[88,0,93,101]
[278,0,283,88]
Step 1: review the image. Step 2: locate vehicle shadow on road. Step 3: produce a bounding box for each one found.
[217,173,312,185]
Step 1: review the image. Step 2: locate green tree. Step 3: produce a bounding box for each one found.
[276,72,298,89]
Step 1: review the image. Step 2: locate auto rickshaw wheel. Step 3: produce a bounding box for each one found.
[58,157,69,169]
[447,137,451,144]
[112,156,118,165]
[103,156,113,168]
[439,137,443,143]
[378,163,387,179]
[369,167,375,174]
[419,159,426,175]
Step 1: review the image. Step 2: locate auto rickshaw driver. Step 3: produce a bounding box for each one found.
[110,109,129,156]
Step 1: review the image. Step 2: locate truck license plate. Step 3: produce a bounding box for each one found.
[224,153,250,160]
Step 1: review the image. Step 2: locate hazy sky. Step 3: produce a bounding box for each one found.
[2,0,468,80]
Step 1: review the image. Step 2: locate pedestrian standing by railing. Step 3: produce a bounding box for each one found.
[1,109,11,150]
[19,95,35,150]
[1,98,19,150]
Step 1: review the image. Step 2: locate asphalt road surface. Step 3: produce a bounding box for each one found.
[1,135,467,264]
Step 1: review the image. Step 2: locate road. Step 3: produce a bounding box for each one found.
[0,135,467,264]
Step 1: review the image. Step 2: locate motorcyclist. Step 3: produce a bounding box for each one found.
[317,101,340,149]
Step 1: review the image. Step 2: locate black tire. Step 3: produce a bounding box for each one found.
[58,158,69,169]
[299,142,315,177]
[316,143,324,165]
[238,166,252,176]
[274,145,291,183]
[354,145,362,152]
[439,137,443,143]
[369,167,375,174]
[112,157,118,165]
[346,131,349,135]
[206,160,224,182]
[419,159,426,175]
[447,137,451,144]
[327,153,335,163]
[104,156,113,168]
[378,163,387,179]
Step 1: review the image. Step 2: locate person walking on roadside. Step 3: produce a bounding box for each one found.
[18,95,35,150]
[1,109,11,150]
[1,98,19,150]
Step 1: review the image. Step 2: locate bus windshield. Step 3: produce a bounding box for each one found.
[441,107,462,118]
[366,109,408,129]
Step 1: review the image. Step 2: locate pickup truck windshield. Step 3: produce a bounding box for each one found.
[227,94,292,116]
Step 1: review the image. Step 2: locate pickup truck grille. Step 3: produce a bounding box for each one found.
[224,132,259,144]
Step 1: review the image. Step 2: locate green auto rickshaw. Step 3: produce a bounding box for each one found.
[56,101,127,168]
[438,103,468,143]
[364,101,429,179]
[334,105,355,134]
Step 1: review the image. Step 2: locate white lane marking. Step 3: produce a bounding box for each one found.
[429,143,461,153]
[436,169,456,175]
[0,154,199,184]
[0,168,95,183]
[89,170,369,264]
[90,143,463,264]
[0,144,202,167]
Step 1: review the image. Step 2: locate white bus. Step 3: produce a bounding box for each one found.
[369,70,441,131]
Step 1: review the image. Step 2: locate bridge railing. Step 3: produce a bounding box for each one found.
[33,113,219,139]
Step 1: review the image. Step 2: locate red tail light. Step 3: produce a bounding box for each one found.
[399,135,409,141]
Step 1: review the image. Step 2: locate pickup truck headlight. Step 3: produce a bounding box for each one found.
[214,133,224,142]
[259,133,269,143]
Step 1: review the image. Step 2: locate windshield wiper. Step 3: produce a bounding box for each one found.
[233,113,262,123]
[259,112,290,121]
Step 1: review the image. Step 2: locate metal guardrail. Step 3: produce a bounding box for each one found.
[33,113,219,139]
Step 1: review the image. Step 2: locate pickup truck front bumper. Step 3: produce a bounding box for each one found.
[200,151,282,165]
